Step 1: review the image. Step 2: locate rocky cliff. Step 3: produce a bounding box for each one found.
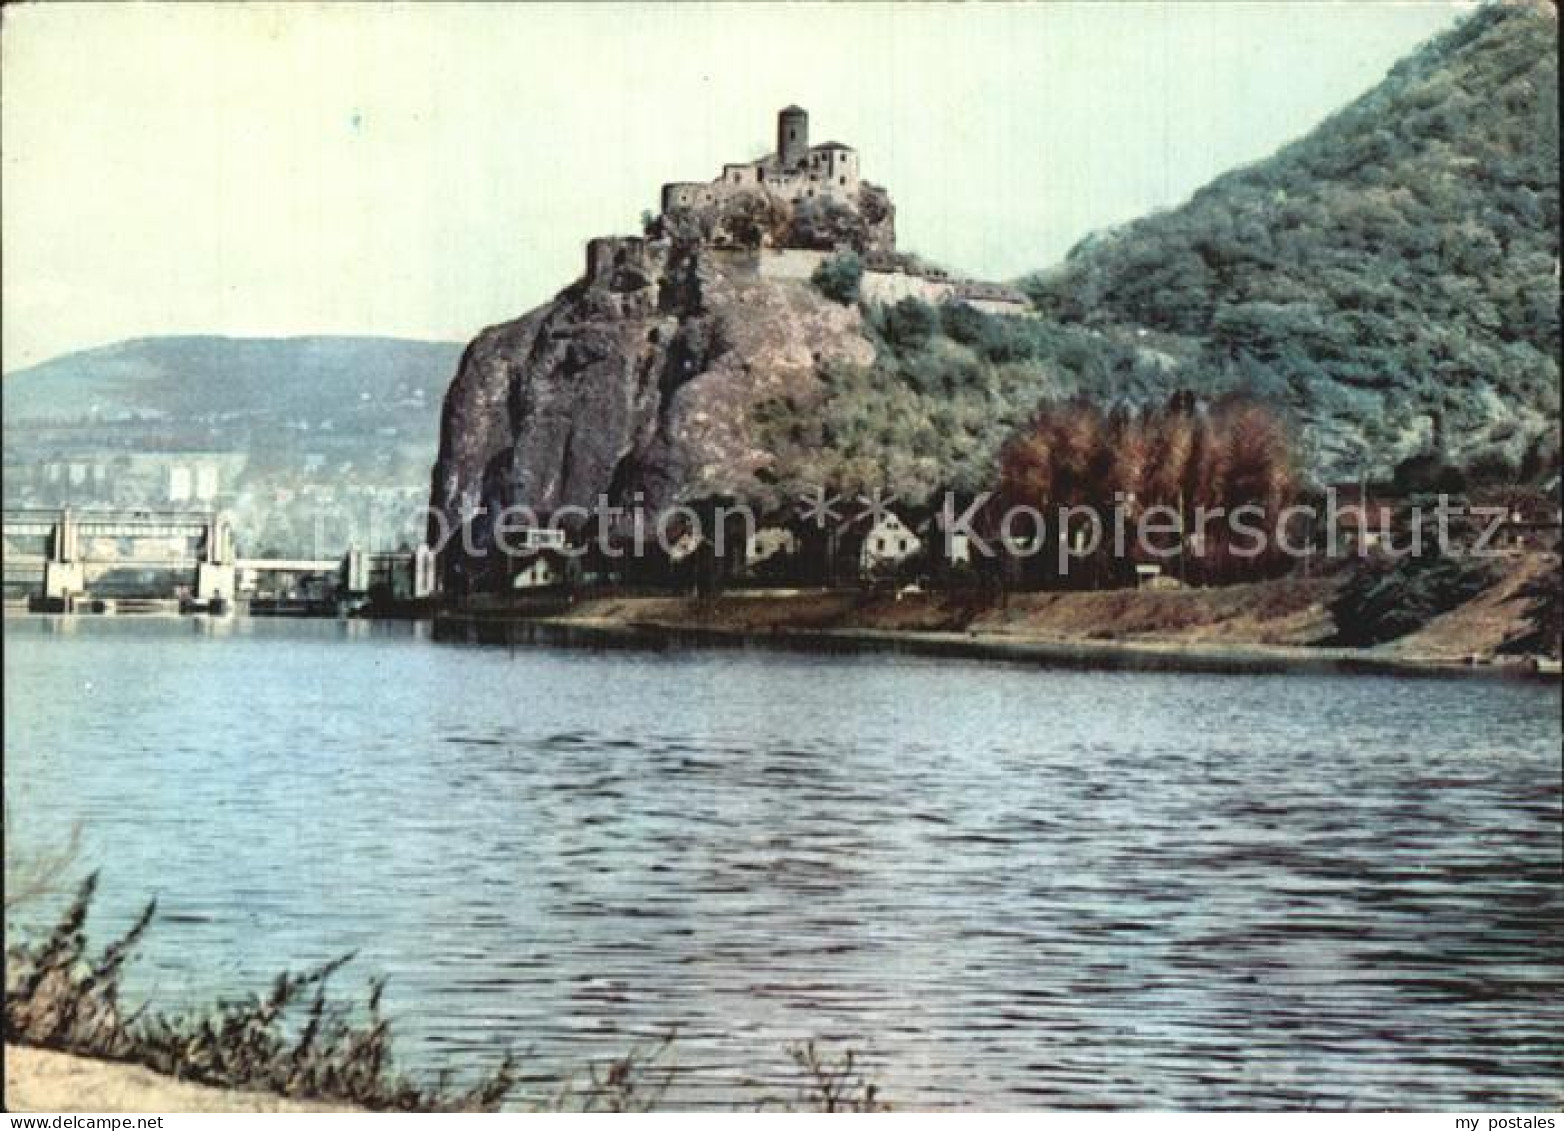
[431,3,1561,587]
[428,238,873,585]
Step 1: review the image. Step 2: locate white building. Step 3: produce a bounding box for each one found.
[744,526,798,572]
[512,552,565,590]
[194,465,220,501]
[858,512,921,575]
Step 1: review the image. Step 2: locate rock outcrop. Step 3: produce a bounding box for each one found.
[658,182,896,258]
[427,238,874,586]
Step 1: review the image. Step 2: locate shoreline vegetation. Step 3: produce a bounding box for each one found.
[431,552,1562,681]
[3,877,887,1114]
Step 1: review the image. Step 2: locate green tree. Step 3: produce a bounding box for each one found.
[882,298,937,353]
[811,252,863,305]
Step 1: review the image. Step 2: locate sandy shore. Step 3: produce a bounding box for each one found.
[3,1045,354,1114]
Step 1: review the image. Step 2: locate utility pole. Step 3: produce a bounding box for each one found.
[1178,491,1189,586]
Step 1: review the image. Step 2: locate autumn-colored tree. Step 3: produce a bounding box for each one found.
[995,391,1297,587]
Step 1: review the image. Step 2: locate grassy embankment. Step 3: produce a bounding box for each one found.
[458,553,1560,674]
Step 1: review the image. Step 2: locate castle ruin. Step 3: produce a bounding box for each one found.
[611,105,1030,315]
[660,106,864,214]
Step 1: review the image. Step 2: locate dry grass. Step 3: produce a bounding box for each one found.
[4,805,82,913]
[550,1030,679,1112]
[4,874,516,1111]
[560,551,1558,662]
[6,876,890,1112]
[564,574,1342,647]
[784,1040,889,1112]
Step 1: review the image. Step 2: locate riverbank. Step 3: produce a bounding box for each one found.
[3,1045,355,1113]
[439,556,1560,680]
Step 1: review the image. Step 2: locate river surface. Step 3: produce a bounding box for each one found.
[4,616,1561,1109]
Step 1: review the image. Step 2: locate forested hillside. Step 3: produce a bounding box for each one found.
[1025,0,1560,484]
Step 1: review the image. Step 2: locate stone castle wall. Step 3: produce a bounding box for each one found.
[661,165,859,214]
[861,270,955,307]
[961,295,1033,316]
[746,248,828,280]
[725,249,1030,312]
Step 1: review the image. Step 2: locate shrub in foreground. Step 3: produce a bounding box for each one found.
[5,875,890,1112]
[4,874,516,1111]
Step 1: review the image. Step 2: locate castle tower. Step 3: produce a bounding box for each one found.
[777,105,809,169]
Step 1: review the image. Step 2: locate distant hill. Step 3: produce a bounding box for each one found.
[2,336,464,554]
[2,335,462,427]
[1024,0,1561,484]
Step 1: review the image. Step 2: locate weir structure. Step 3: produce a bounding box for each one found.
[1,508,437,613]
[2,508,237,609]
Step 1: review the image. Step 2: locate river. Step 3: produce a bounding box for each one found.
[4,616,1561,1109]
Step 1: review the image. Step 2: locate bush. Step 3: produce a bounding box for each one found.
[719,190,789,249]
[1393,452,1467,495]
[4,875,517,1111]
[1327,552,1495,645]
[939,301,989,348]
[1465,448,1519,486]
[5,876,894,1112]
[787,197,866,250]
[811,252,863,305]
[1499,566,1563,658]
[882,298,938,353]
[939,303,1053,365]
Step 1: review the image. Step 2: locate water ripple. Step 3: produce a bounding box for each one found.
[4,617,1560,1110]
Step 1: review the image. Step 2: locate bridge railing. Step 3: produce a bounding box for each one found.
[2,507,220,522]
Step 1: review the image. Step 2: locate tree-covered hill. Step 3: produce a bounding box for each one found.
[1025,0,1560,485]
[2,336,464,554]
[2,336,462,428]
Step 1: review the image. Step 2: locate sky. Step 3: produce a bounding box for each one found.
[1,0,1474,373]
